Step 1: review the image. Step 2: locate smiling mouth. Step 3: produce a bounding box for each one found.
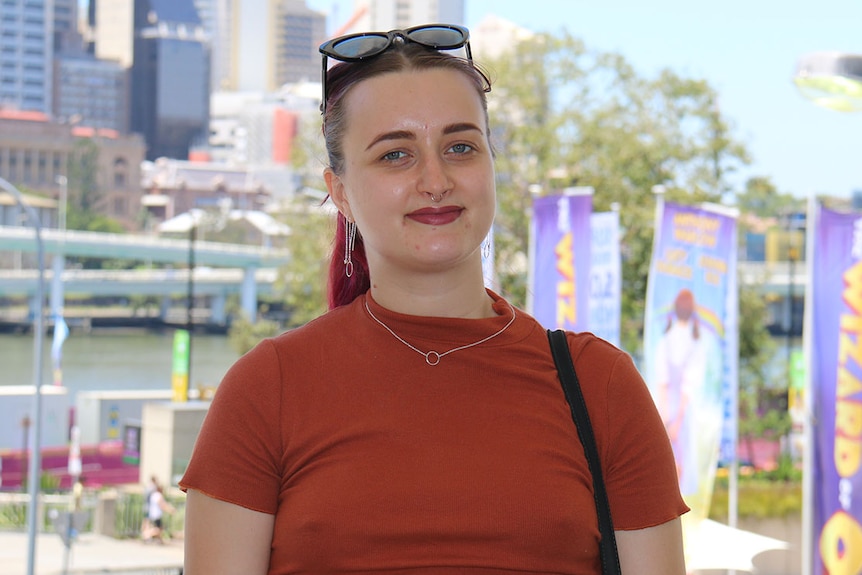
[406,206,463,226]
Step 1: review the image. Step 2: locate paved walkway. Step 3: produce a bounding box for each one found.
[0,531,183,575]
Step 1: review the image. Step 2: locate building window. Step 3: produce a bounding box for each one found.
[113,156,128,188]
[37,151,46,183]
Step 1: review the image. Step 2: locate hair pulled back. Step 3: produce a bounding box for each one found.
[324,43,492,309]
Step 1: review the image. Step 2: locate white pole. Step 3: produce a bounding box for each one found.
[50,175,67,325]
[525,184,542,315]
[0,177,46,575]
[800,195,817,575]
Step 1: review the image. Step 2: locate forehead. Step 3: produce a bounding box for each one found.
[342,68,487,134]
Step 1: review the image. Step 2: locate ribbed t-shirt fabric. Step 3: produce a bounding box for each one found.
[180,290,688,574]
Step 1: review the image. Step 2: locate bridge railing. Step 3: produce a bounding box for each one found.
[0,225,291,267]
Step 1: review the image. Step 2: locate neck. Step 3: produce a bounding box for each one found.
[368,257,494,319]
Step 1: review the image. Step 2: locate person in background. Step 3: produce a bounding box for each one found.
[140,475,158,537]
[180,23,688,574]
[143,480,175,543]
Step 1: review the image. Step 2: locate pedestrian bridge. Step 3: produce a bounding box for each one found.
[0,225,291,267]
[0,225,292,322]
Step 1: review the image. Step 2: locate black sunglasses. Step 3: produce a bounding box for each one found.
[318,23,489,114]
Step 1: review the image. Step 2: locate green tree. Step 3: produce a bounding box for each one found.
[735,176,802,218]
[275,205,333,328]
[736,282,790,451]
[275,110,333,328]
[484,31,750,353]
[64,138,130,268]
[228,314,282,356]
[66,138,102,225]
[733,178,799,453]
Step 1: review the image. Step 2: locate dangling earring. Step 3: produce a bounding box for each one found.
[482,237,492,259]
[344,219,357,278]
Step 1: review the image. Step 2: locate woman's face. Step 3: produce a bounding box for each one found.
[326,67,495,279]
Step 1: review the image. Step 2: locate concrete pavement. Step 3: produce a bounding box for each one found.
[0,530,183,574]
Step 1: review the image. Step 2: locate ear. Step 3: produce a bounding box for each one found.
[325,167,352,221]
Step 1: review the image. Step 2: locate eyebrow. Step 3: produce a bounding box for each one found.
[365,122,483,151]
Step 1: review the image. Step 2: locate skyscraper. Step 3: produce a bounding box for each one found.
[350,0,465,32]
[206,0,325,92]
[276,0,326,84]
[192,0,233,91]
[0,0,54,113]
[92,0,210,160]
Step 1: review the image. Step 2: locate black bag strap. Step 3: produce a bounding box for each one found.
[547,329,621,575]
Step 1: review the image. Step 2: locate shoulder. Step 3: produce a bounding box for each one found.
[234,299,362,369]
[556,330,649,413]
[562,330,637,379]
[270,298,361,349]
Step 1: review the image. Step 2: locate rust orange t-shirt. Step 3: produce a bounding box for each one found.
[180,291,687,574]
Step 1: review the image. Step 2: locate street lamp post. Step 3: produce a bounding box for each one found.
[0,176,46,575]
[187,223,196,395]
[49,176,69,388]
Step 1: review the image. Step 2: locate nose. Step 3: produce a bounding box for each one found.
[417,155,453,202]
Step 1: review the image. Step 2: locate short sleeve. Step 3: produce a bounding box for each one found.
[572,337,689,530]
[179,338,285,514]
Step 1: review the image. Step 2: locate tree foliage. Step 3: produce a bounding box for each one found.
[228,314,282,356]
[275,203,334,328]
[484,31,750,353]
[66,138,102,225]
[64,138,129,268]
[733,177,800,444]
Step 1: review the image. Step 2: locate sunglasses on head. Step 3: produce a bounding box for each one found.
[318,23,488,115]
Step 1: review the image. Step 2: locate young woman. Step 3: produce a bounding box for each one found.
[181,24,688,574]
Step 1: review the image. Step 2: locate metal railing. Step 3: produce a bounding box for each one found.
[0,489,185,539]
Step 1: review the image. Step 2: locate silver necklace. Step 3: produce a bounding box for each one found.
[364,299,516,366]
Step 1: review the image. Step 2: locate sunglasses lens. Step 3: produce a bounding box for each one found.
[331,34,390,59]
[406,26,466,48]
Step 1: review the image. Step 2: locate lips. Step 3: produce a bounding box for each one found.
[406,206,463,226]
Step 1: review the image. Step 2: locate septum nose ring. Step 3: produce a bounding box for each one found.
[430,193,442,203]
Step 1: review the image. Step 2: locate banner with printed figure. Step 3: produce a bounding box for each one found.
[643,199,738,521]
[809,204,862,575]
[530,189,593,332]
[589,211,621,347]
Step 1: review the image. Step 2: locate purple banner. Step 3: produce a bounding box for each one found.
[643,201,737,520]
[811,205,862,575]
[531,191,592,332]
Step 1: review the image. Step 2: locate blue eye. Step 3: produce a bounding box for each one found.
[449,143,473,154]
[382,151,406,161]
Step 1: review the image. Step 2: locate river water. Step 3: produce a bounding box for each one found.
[0,331,240,400]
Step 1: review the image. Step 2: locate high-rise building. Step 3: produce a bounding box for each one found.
[53,55,129,132]
[52,0,84,54]
[92,0,135,67]
[215,0,325,92]
[192,0,233,91]
[0,0,54,113]
[350,0,465,33]
[92,0,210,160]
[276,0,326,84]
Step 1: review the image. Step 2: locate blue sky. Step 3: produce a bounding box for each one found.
[310,0,862,199]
